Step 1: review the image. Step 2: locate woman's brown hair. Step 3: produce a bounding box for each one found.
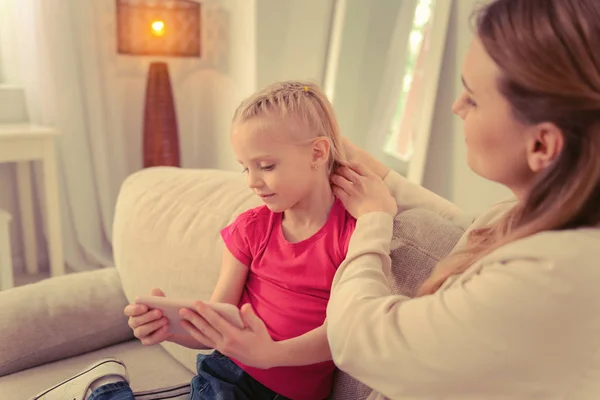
[418,0,600,296]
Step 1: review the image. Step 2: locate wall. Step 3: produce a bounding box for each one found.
[422,0,512,214]
[256,0,332,88]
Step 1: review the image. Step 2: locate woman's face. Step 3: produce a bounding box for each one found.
[452,38,536,198]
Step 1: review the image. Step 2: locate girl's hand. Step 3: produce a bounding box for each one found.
[124,288,171,346]
[180,302,277,369]
[331,162,397,219]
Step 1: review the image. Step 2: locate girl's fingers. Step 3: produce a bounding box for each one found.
[129,309,162,330]
[180,320,217,349]
[124,303,148,318]
[134,317,168,340]
[140,324,170,346]
[180,307,223,344]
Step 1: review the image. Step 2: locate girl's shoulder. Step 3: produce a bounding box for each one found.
[234,205,269,222]
[228,205,277,237]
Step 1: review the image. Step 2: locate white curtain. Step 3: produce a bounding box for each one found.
[11,0,129,270]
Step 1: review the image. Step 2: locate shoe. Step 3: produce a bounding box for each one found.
[31,357,129,400]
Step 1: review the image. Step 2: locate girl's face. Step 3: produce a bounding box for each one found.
[231,117,328,213]
[451,38,536,198]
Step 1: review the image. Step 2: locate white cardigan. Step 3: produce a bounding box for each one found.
[326,171,600,400]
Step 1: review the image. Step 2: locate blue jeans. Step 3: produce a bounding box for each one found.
[89,351,289,400]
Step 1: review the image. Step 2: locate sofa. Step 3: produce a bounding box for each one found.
[0,167,464,400]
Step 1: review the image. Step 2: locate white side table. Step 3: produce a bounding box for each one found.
[0,124,64,278]
[0,209,13,289]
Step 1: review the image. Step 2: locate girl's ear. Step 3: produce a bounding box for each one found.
[310,137,331,168]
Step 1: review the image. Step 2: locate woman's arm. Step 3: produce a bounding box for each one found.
[343,138,472,229]
[326,216,579,398]
[327,164,576,398]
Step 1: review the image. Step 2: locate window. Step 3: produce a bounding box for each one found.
[383,0,433,161]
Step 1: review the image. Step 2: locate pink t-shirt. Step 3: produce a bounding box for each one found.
[220,197,356,400]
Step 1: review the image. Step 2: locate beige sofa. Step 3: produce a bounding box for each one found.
[0,167,464,400]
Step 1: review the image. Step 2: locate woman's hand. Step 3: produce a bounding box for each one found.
[180,302,277,369]
[332,162,397,219]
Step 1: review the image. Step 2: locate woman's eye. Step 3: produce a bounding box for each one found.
[465,96,477,107]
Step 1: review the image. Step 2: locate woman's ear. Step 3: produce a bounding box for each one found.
[525,122,564,172]
[311,137,331,168]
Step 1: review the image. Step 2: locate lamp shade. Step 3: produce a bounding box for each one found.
[116,0,201,57]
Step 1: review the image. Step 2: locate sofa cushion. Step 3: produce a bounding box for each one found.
[0,268,132,377]
[0,340,194,400]
[330,208,464,399]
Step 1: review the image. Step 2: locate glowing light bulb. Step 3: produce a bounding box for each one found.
[151,20,165,37]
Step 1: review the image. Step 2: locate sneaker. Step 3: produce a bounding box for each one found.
[31,357,129,400]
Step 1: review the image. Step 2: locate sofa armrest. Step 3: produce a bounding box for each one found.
[0,268,133,377]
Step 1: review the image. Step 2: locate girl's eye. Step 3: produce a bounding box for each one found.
[261,164,275,171]
[241,167,248,174]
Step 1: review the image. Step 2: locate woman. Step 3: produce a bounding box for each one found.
[328,0,600,398]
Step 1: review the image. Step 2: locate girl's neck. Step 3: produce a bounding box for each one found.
[283,177,335,229]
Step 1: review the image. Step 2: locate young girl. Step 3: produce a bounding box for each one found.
[34,81,356,400]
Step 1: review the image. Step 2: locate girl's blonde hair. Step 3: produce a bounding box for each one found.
[232,81,346,174]
[417,0,600,296]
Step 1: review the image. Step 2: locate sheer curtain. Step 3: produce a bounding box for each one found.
[11,0,130,271]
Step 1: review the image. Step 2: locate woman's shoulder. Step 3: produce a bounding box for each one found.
[495,227,600,256]
[443,228,600,311]
[481,228,600,281]
[470,197,518,230]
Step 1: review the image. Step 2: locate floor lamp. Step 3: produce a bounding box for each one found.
[116,0,201,168]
